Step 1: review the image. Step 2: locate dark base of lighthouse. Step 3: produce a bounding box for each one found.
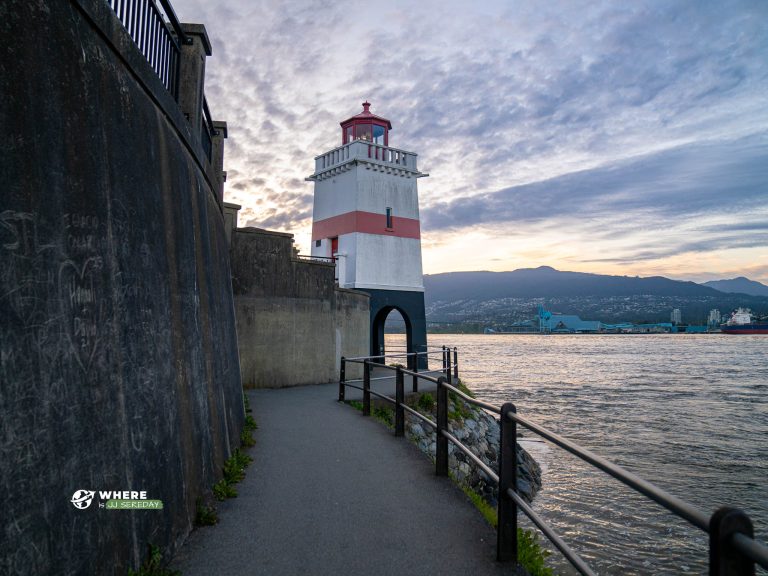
[358,288,428,370]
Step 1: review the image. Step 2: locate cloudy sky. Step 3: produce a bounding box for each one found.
[173,0,768,283]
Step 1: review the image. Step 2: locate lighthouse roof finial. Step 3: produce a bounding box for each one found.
[362,101,371,113]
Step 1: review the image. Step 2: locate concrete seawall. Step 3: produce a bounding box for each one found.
[231,227,369,387]
[0,1,243,573]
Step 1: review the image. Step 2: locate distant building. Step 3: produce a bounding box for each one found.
[671,308,682,325]
[538,305,601,333]
[708,309,722,327]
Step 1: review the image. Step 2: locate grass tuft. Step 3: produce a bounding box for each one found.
[195,497,218,526]
[417,393,435,412]
[213,479,237,501]
[460,485,552,576]
[127,544,180,576]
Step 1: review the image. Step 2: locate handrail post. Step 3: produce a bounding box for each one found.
[442,345,447,375]
[412,353,419,392]
[395,367,405,437]
[363,360,371,416]
[338,357,346,402]
[436,377,449,476]
[497,402,518,562]
[453,347,459,381]
[709,507,754,575]
[447,348,453,384]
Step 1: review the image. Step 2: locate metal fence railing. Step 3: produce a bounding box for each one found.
[107,0,186,99]
[338,349,768,575]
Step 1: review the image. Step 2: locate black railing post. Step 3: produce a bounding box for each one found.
[497,402,518,562]
[453,347,459,381]
[447,348,453,384]
[442,345,447,375]
[363,360,371,416]
[395,367,405,437]
[412,353,419,392]
[709,507,755,576]
[338,357,346,402]
[436,377,449,476]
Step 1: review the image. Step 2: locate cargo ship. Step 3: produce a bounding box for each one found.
[720,308,768,334]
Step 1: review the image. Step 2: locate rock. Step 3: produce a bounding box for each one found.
[403,385,542,507]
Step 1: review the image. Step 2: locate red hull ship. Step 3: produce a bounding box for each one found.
[720,308,768,334]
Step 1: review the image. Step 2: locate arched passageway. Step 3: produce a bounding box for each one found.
[366,289,427,369]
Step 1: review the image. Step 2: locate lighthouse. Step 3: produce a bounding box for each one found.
[308,102,428,365]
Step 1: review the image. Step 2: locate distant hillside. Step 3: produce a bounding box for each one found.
[423,266,768,328]
[425,266,722,301]
[701,277,768,297]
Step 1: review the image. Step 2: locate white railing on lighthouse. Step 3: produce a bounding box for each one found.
[314,140,419,175]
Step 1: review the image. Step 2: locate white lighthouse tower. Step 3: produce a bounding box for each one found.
[308,102,428,364]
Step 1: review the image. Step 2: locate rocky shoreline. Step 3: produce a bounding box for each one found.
[403,385,542,507]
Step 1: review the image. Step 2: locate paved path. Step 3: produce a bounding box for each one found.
[171,383,518,575]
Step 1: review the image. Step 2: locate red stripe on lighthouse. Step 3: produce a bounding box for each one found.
[312,211,420,240]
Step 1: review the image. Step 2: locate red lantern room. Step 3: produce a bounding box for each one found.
[340,101,392,146]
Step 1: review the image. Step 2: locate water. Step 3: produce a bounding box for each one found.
[386,333,768,575]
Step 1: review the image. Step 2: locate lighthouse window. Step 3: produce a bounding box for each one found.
[373,125,385,145]
[356,124,372,142]
[386,207,392,229]
[315,240,321,247]
[345,126,353,143]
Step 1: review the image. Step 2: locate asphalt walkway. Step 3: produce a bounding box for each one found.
[171,382,519,575]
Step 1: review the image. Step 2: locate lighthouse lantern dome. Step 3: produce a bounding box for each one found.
[340,101,392,146]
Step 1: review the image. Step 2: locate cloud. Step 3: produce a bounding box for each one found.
[422,133,768,228]
[169,0,768,278]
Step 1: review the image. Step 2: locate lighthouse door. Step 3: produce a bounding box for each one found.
[331,237,338,259]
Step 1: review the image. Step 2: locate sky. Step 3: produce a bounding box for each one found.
[172,0,768,283]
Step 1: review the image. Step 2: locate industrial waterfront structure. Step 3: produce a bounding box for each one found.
[308,103,428,364]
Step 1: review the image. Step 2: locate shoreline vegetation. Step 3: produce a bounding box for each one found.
[345,379,551,575]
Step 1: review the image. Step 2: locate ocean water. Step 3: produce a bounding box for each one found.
[386,333,768,575]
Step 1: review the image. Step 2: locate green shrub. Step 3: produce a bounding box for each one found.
[195,498,218,526]
[518,529,553,576]
[213,479,237,501]
[241,428,255,447]
[127,544,180,576]
[461,485,552,576]
[456,379,476,399]
[223,449,251,484]
[244,414,258,431]
[373,406,394,427]
[417,393,435,412]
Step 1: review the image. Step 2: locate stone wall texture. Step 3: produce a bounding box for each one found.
[0,1,243,573]
[231,228,369,387]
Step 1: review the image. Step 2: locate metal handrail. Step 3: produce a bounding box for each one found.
[337,350,768,575]
[108,0,186,98]
[508,409,710,531]
[294,254,336,264]
[506,488,597,576]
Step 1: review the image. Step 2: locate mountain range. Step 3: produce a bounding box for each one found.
[701,277,768,297]
[423,266,768,329]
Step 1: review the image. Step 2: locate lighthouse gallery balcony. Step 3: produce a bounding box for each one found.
[308,140,427,181]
